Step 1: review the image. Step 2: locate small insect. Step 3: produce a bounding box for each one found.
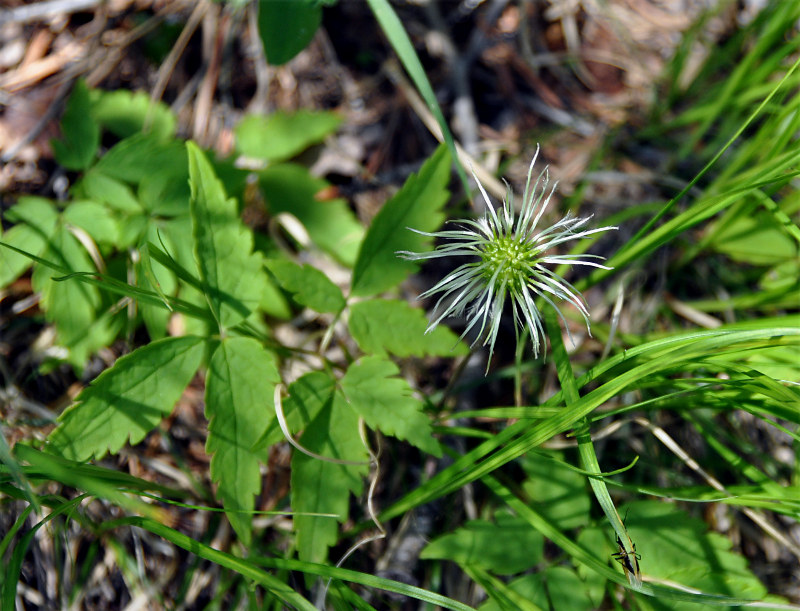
[612,534,642,588]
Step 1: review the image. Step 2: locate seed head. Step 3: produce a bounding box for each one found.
[398,146,617,366]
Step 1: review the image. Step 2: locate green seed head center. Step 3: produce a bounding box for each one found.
[481,236,540,286]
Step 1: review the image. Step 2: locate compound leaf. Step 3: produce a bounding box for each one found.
[265,259,345,313]
[521,451,591,530]
[422,511,544,575]
[187,142,266,330]
[257,371,335,451]
[48,336,205,461]
[292,394,367,563]
[258,0,321,65]
[349,298,468,357]
[340,356,441,456]
[0,197,59,287]
[351,145,450,296]
[235,111,341,162]
[89,87,176,140]
[51,79,99,170]
[31,225,110,367]
[260,164,363,266]
[206,337,280,546]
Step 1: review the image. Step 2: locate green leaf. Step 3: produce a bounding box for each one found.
[235,111,341,163]
[205,337,280,546]
[62,200,120,247]
[257,370,335,451]
[260,164,364,265]
[521,452,591,530]
[478,568,595,611]
[89,87,176,140]
[349,298,468,357]
[0,197,59,287]
[292,395,368,563]
[265,259,345,313]
[340,356,441,456]
[605,500,769,607]
[51,79,99,170]
[31,226,103,363]
[77,169,143,213]
[421,511,544,575]
[351,145,451,296]
[257,0,321,65]
[138,166,191,217]
[187,141,266,330]
[711,212,798,265]
[47,336,205,461]
[95,133,187,184]
[136,234,178,340]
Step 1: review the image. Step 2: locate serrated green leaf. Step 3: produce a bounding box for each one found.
[187,141,266,330]
[292,395,368,563]
[77,169,143,213]
[31,226,103,359]
[478,568,594,611]
[340,356,441,456]
[136,233,178,340]
[138,168,190,217]
[520,452,591,530]
[95,133,187,184]
[614,501,768,608]
[258,0,321,65]
[0,197,59,287]
[235,111,341,162]
[51,80,99,170]
[257,371,335,451]
[89,88,176,140]
[47,336,205,461]
[349,298,468,357]
[206,337,280,546]
[422,511,543,575]
[351,144,451,296]
[260,164,364,266]
[62,200,120,247]
[265,259,345,313]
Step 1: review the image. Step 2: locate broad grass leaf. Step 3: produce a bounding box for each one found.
[257,0,321,66]
[350,145,451,297]
[340,356,441,456]
[235,111,341,162]
[421,511,544,575]
[260,164,364,265]
[0,197,59,287]
[292,395,367,563]
[187,142,266,330]
[47,336,205,461]
[265,259,345,313]
[51,80,99,171]
[89,88,176,140]
[206,337,280,546]
[349,298,468,357]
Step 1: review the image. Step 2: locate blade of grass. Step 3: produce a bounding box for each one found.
[365,0,469,192]
[543,306,640,587]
